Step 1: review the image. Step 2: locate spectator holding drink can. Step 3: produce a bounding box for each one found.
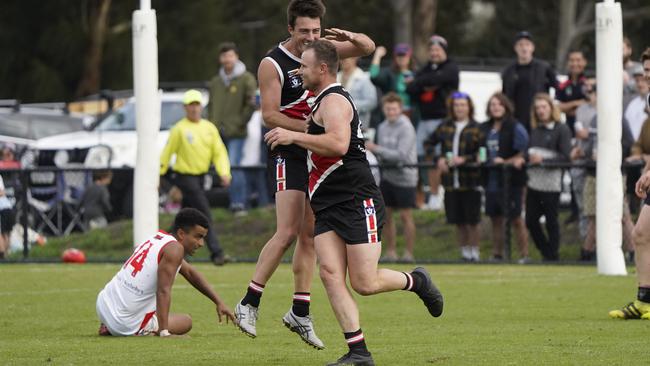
[425,91,484,261]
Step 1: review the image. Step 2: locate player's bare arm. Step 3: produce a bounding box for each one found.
[179,260,236,324]
[156,242,184,335]
[258,59,309,132]
[265,94,352,157]
[324,28,375,59]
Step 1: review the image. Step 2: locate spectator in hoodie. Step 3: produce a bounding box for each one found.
[337,56,377,128]
[209,42,257,216]
[366,93,417,262]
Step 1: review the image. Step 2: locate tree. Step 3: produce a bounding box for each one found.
[75,0,112,98]
[412,0,438,65]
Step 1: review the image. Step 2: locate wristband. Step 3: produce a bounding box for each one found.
[159,329,171,337]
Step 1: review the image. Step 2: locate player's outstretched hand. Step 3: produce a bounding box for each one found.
[324,28,355,43]
[216,302,236,325]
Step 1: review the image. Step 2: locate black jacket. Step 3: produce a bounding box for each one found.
[479,118,527,187]
[407,59,459,120]
[501,59,557,128]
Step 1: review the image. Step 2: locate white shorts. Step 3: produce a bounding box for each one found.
[96,291,158,336]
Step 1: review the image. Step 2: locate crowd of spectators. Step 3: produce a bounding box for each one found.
[1,34,649,265]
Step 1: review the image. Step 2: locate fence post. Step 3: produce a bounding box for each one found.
[21,169,29,258]
[503,164,512,261]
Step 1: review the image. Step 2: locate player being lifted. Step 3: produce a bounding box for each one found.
[264,39,444,366]
[96,208,235,337]
[234,0,375,350]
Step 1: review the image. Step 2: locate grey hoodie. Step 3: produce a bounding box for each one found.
[374,114,417,187]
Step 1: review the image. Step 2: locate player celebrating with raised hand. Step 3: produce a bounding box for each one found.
[96,208,235,337]
[234,0,375,350]
[264,39,444,366]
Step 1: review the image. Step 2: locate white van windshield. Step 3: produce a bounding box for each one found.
[95,101,186,131]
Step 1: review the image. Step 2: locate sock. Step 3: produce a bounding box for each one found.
[404,271,425,293]
[292,292,311,317]
[461,246,471,259]
[637,287,650,303]
[241,281,265,307]
[344,329,370,355]
[471,246,480,261]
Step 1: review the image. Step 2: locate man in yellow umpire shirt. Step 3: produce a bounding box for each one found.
[160,89,231,265]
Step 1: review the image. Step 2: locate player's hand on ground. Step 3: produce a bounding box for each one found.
[264,128,296,150]
[324,28,355,43]
[635,171,650,199]
[216,302,236,324]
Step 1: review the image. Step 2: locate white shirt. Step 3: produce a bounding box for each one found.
[0,176,12,210]
[96,231,179,335]
[625,95,649,141]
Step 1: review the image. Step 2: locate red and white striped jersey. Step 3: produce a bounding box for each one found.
[307,83,380,212]
[96,231,179,335]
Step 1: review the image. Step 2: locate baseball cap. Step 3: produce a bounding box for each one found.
[394,43,412,56]
[183,89,203,105]
[515,31,533,43]
[428,35,448,52]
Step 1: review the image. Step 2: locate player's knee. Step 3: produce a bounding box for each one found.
[350,279,377,296]
[632,226,650,249]
[276,228,299,247]
[318,265,342,286]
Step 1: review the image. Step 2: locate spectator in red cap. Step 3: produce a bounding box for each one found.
[369,42,417,115]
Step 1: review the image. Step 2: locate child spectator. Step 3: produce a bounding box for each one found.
[82,170,113,229]
[0,174,15,259]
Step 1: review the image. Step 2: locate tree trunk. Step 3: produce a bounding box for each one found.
[75,0,111,98]
[556,0,577,69]
[391,0,413,45]
[412,0,437,66]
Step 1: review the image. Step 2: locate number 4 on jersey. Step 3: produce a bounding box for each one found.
[123,241,153,277]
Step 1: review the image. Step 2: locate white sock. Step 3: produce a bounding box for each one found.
[461,246,471,259]
[471,246,480,261]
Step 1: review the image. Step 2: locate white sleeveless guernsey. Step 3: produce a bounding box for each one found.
[96,231,179,336]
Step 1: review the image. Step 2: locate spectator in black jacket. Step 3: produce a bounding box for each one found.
[480,92,530,263]
[502,31,557,131]
[525,93,572,261]
[407,35,459,210]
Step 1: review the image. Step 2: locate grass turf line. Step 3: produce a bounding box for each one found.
[0,263,644,365]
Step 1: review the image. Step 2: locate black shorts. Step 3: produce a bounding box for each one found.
[645,194,650,206]
[444,190,481,225]
[380,180,416,209]
[485,187,523,219]
[267,153,308,194]
[0,208,15,234]
[314,196,385,245]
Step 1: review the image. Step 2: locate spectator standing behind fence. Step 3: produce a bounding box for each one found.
[366,93,418,262]
[624,37,643,102]
[426,92,483,261]
[0,143,21,169]
[407,35,459,211]
[209,42,257,216]
[337,56,377,128]
[624,65,649,212]
[556,50,588,226]
[502,31,557,131]
[81,170,113,230]
[0,174,15,260]
[525,94,571,262]
[573,85,635,261]
[369,43,415,115]
[160,89,231,266]
[479,93,530,263]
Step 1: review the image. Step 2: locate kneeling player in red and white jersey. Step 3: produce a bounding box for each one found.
[96,208,236,337]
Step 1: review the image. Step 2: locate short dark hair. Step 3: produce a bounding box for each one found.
[173,208,209,234]
[641,48,650,64]
[287,0,326,28]
[92,170,113,182]
[381,92,403,106]
[567,49,585,59]
[304,39,339,75]
[218,42,238,55]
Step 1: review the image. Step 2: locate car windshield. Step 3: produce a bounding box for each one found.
[0,115,83,140]
[95,101,187,131]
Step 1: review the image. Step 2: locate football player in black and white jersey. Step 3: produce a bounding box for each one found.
[265,40,443,366]
[234,0,376,350]
[610,48,650,320]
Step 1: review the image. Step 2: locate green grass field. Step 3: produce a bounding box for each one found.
[0,263,646,365]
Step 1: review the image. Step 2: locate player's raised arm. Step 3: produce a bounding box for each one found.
[258,59,309,132]
[265,95,352,157]
[179,259,236,324]
[324,28,375,59]
[156,242,184,335]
